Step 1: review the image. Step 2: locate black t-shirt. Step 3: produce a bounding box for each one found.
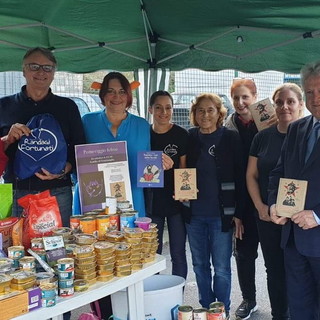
[149,124,188,216]
[234,113,258,164]
[191,129,221,217]
[250,125,286,203]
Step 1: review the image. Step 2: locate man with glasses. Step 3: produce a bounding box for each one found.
[0,47,85,231]
[269,61,320,320]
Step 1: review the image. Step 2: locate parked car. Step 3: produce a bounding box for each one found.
[171,92,234,129]
[56,92,104,117]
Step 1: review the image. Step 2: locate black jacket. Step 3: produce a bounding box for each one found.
[184,126,245,231]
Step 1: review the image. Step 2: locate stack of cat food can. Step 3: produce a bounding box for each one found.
[141,226,159,263]
[123,227,143,270]
[73,244,97,286]
[94,241,115,282]
[57,258,75,297]
[30,238,47,270]
[113,243,132,277]
[7,245,25,269]
[40,282,57,307]
[105,230,125,243]
[9,270,36,291]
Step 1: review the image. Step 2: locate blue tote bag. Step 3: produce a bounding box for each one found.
[14,113,67,180]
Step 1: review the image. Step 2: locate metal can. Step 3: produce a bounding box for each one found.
[209,301,225,313]
[7,246,25,259]
[207,308,224,320]
[178,305,193,320]
[74,279,89,292]
[41,283,57,299]
[42,297,56,307]
[58,279,74,289]
[31,238,44,251]
[52,227,72,238]
[108,214,120,231]
[96,215,110,239]
[19,256,36,271]
[70,215,81,231]
[80,216,97,235]
[117,200,131,209]
[120,213,136,230]
[58,270,74,280]
[57,258,74,272]
[193,308,208,320]
[105,196,117,214]
[59,286,74,297]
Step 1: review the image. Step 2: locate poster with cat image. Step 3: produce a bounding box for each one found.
[75,141,132,214]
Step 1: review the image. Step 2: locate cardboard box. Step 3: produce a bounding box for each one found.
[27,287,42,311]
[0,290,28,320]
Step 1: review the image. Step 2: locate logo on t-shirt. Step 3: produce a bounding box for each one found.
[164,144,178,157]
[208,145,216,157]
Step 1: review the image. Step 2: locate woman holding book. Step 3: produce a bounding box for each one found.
[184,93,245,317]
[246,83,304,320]
[147,90,188,279]
[225,78,276,319]
[72,73,172,319]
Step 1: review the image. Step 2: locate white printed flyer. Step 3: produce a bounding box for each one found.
[75,141,132,214]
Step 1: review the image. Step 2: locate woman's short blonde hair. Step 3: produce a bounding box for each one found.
[190,93,227,128]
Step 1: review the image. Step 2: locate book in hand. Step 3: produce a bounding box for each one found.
[137,151,164,188]
[174,168,197,200]
[248,98,276,131]
[275,178,308,218]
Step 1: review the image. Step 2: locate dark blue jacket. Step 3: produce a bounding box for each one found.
[268,115,320,257]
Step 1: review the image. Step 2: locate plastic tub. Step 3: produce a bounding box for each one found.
[134,217,152,230]
[111,274,185,320]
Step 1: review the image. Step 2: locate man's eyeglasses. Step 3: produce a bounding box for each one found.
[24,63,55,73]
[106,88,127,96]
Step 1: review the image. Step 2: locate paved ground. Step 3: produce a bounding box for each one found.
[70,229,271,320]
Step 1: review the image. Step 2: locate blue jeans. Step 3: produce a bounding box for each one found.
[152,214,188,279]
[186,216,232,310]
[12,186,72,227]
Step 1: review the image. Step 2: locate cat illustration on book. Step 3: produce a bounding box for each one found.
[255,102,270,122]
[282,181,298,207]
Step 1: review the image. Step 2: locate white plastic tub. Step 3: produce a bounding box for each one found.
[111,274,185,320]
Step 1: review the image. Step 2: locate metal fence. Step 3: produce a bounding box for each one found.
[0,69,301,130]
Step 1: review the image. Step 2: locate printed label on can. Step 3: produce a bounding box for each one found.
[41,288,56,299]
[57,258,74,271]
[58,279,74,289]
[193,308,208,320]
[80,217,97,235]
[58,270,75,280]
[42,297,56,307]
[59,286,74,297]
[96,215,110,239]
[108,214,119,231]
[178,305,193,320]
[207,308,224,320]
[120,213,136,230]
[8,246,25,259]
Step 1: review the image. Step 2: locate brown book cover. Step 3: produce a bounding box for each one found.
[174,168,197,200]
[276,178,308,218]
[248,98,276,131]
